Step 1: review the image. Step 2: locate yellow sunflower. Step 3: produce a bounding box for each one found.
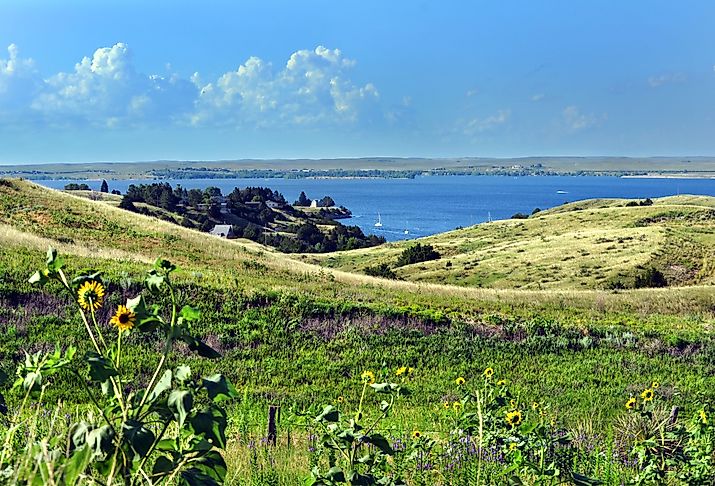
[395,366,408,377]
[110,305,136,332]
[509,442,518,451]
[505,410,523,428]
[651,380,660,389]
[700,409,708,425]
[452,401,463,412]
[443,401,450,409]
[483,367,494,379]
[411,430,422,439]
[361,371,376,384]
[77,280,105,311]
[337,396,345,404]
[641,388,654,403]
[625,397,637,410]
[496,379,507,386]
[455,376,466,386]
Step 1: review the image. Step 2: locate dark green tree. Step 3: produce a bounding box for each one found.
[99,179,109,193]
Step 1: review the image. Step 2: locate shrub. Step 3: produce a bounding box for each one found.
[395,243,441,267]
[364,263,399,279]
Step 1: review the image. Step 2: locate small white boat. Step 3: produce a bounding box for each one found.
[404,221,409,234]
[374,213,383,227]
[556,190,568,194]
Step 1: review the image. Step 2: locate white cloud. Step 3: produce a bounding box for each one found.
[0,44,42,113]
[31,43,196,126]
[0,43,381,129]
[461,109,511,136]
[562,105,602,131]
[647,72,686,88]
[531,93,545,102]
[193,45,379,127]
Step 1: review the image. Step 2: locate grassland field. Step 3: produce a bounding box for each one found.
[1,178,715,483]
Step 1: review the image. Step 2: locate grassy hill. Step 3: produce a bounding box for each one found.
[2,178,715,483]
[311,195,715,290]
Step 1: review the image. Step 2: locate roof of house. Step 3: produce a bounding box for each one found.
[210,224,233,235]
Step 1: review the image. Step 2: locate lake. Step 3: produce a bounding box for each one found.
[38,176,715,241]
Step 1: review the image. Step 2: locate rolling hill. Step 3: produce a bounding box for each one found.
[310,195,715,290]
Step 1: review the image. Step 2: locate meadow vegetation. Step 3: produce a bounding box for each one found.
[1,178,715,484]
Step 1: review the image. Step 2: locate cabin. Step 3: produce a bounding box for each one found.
[310,200,318,208]
[209,224,234,239]
[266,200,281,209]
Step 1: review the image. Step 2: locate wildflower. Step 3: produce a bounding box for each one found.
[483,367,494,379]
[361,371,375,384]
[443,401,450,409]
[497,379,507,386]
[408,367,415,374]
[625,397,637,410]
[337,396,345,404]
[452,401,462,413]
[509,442,518,451]
[455,376,466,386]
[641,388,654,403]
[509,399,517,409]
[651,380,660,389]
[110,305,135,332]
[700,409,708,424]
[395,366,408,377]
[77,280,105,311]
[532,402,539,411]
[505,410,523,428]
[412,430,422,439]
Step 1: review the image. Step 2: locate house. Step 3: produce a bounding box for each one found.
[209,224,234,238]
[310,200,318,208]
[266,200,281,209]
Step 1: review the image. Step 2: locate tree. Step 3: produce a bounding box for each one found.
[187,189,203,207]
[395,243,441,267]
[100,179,109,193]
[318,196,335,207]
[296,222,323,246]
[118,196,136,211]
[294,191,310,206]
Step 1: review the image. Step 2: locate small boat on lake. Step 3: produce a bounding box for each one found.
[374,213,383,227]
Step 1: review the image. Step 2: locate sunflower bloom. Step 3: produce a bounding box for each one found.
[651,380,660,389]
[505,410,523,428]
[110,305,136,332]
[497,379,507,386]
[641,388,654,403]
[700,409,708,424]
[77,281,105,311]
[361,371,376,384]
[443,401,450,409]
[412,430,422,439]
[395,366,408,377]
[452,401,463,412]
[625,397,637,410]
[455,376,466,386]
[337,396,345,404]
[509,442,518,451]
[483,367,494,379]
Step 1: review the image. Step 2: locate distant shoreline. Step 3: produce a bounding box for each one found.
[622,173,715,180]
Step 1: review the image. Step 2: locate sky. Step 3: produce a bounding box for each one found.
[1,0,714,163]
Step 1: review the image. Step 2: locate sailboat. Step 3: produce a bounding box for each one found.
[374,213,383,227]
[404,220,409,235]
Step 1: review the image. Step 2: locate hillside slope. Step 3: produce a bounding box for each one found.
[311,196,715,290]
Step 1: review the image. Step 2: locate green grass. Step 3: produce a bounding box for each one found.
[311,195,715,290]
[2,178,715,483]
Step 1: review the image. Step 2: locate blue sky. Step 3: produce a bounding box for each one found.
[1,0,714,163]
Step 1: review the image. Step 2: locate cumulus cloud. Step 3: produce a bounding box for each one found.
[0,43,381,129]
[647,72,686,88]
[193,45,379,127]
[461,109,511,136]
[31,43,197,127]
[562,105,603,131]
[0,44,42,114]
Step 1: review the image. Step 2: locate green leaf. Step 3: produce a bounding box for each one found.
[152,455,176,477]
[175,365,191,383]
[145,271,166,294]
[46,247,64,271]
[202,374,237,402]
[154,258,177,273]
[364,433,394,455]
[86,425,115,459]
[168,390,193,427]
[181,335,221,359]
[62,444,91,484]
[28,270,49,286]
[325,467,346,482]
[147,369,173,402]
[180,305,201,321]
[86,352,118,382]
[316,405,339,423]
[189,406,228,449]
[123,420,156,460]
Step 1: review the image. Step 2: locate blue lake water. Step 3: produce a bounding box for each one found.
[38,176,715,241]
